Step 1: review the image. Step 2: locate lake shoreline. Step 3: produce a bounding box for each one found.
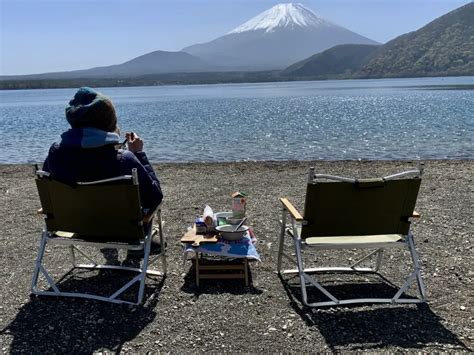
[1,73,474,91]
[3,157,474,167]
[1,159,472,352]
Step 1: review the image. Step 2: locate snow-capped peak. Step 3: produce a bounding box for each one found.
[228,3,333,34]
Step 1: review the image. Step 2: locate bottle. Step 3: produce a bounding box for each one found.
[231,192,247,219]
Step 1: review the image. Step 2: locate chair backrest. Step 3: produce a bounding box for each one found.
[301,170,421,238]
[35,171,144,242]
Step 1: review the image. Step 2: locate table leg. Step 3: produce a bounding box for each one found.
[244,258,249,286]
[195,252,200,287]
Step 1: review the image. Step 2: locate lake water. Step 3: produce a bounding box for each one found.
[0,77,473,164]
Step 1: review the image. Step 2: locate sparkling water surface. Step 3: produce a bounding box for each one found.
[0,77,472,163]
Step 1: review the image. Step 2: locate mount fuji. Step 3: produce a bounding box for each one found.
[183,3,379,70]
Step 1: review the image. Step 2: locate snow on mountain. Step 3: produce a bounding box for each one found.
[183,3,379,70]
[228,3,332,34]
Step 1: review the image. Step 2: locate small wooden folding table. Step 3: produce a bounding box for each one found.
[181,225,259,287]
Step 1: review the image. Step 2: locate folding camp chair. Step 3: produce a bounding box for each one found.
[32,168,166,305]
[277,166,426,307]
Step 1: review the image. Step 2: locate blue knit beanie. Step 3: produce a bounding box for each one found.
[65,87,117,132]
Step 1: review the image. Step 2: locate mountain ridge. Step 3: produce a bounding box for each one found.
[355,2,474,78]
[0,50,214,80]
[282,2,474,79]
[283,44,380,77]
[182,2,378,70]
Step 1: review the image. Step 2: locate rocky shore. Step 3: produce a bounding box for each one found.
[0,160,472,352]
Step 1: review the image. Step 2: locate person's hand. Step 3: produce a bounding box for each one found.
[125,132,144,153]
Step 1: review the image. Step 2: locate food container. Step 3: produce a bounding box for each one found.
[216,224,249,241]
[214,211,232,226]
[226,216,244,225]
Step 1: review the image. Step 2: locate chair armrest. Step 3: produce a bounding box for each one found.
[280,198,304,222]
[412,211,420,218]
[142,204,161,224]
[37,208,44,214]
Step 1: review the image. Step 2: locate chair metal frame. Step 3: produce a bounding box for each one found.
[32,169,167,305]
[277,166,427,307]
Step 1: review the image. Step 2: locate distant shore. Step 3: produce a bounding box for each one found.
[1,159,472,352]
[1,73,473,91]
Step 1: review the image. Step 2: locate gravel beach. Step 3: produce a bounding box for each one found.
[0,160,472,353]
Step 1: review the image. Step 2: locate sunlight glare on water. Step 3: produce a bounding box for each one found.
[0,77,473,163]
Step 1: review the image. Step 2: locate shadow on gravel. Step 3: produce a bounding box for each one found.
[180,262,263,298]
[279,274,470,351]
[1,274,165,353]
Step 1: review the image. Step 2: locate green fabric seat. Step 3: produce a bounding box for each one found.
[301,178,421,238]
[36,177,144,242]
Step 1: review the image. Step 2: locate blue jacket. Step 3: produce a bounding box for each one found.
[43,128,163,212]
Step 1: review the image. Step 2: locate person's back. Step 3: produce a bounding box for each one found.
[43,87,163,213]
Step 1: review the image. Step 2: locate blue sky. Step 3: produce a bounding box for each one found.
[0,0,471,75]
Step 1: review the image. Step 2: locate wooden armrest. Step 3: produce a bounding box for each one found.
[37,208,44,214]
[412,211,420,218]
[280,198,304,222]
[142,204,161,224]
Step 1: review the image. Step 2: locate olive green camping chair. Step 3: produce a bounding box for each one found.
[277,166,426,307]
[32,168,166,305]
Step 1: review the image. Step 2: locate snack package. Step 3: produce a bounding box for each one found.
[195,216,207,234]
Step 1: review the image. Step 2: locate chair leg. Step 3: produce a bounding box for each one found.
[388,233,426,304]
[282,234,426,307]
[294,237,310,306]
[375,249,384,272]
[69,245,76,267]
[137,229,153,304]
[277,208,287,273]
[294,243,341,307]
[407,232,427,301]
[31,230,48,292]
[32,221,165,304]
[157,211,167,276]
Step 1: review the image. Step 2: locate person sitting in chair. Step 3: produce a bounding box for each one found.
[43,87,163,256]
